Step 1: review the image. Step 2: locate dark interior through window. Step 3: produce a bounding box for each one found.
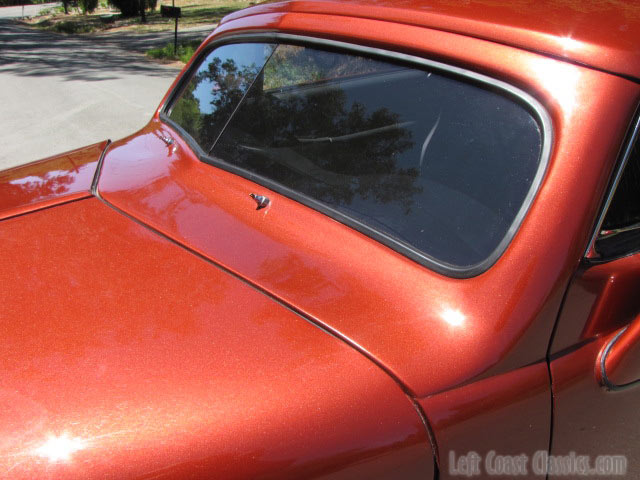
[165,42,544,272]
[596,137,640,258]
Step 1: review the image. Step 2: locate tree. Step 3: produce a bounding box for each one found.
[109,0,138,17]
[140,0,146,23]
[108,0,152,19]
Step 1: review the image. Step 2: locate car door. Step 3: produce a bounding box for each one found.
[549,116,640,478]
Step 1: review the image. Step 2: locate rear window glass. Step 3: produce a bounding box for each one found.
[166,42,544,273]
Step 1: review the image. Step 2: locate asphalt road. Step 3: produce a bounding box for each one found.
[0,19,213,169]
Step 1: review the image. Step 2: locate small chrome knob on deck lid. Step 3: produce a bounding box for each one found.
[249,193,270,210]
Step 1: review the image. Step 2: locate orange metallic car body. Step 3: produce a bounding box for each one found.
[2,1,640,479]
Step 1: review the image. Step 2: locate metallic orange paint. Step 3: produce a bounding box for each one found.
[4,2,640,478]
[221,0,640,80]
[550,337,640,478]
[0,198,433,479]
[550,254,640,356]
[0,141,107,220]
[550,255,640,478]
[105,13,640,402]
[93,10,640,474]
[601,314,640,387]
[419,362,551,479]
[90,11,640,473]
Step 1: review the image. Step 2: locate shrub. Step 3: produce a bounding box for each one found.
[108,0,138,17]
[146,41,200,64]
[79,0,98,13]
[108,0,156,18]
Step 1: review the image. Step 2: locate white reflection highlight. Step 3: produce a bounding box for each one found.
[442,308,466,327]
[532,59,581,115]
[558,35,582,52]
[34,433,87,462]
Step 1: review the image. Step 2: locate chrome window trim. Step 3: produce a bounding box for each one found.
[584,110,640,260]
[159,32,553,278]
[599,221,640,240]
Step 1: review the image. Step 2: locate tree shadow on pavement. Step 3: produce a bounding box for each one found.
[0,20,211,82]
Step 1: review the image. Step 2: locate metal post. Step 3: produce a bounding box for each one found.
[174,18,178,56]
[172,0,177,56]
[161,3,181,56]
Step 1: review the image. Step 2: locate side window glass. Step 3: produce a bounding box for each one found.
[167,43,275,152]
[596,138,640,257]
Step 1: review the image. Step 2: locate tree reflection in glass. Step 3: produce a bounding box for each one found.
[168,43,275,151]
[213,45,421,213]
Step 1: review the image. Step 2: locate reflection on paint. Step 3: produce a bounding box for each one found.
[442,308,466,327]
[34,433,87,462]
[557,35,583,52]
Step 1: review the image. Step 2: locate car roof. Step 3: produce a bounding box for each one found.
[221,0,640,81]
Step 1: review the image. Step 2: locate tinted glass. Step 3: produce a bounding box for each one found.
[168,43,275,150]
[168,43,544,271]
[596,137,640,257]
[602,138,640,231]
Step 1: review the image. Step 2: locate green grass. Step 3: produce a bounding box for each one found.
[146,39,201,63]
[53,20,97,33]
[35,5,65,16]
[21,0,265,35]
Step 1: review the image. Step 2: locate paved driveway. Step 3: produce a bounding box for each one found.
[0,2,60,19]
[0,20,213,169]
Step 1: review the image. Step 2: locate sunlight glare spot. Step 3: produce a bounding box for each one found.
[558,35,582,52]
[34,433,87,463]
[442,308,466,327]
